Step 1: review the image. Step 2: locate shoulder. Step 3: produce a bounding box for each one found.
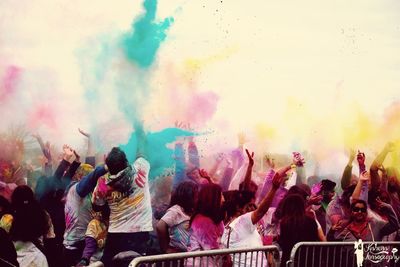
[134,157,150,169]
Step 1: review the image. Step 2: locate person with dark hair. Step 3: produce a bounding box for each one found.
[10,185,50,267]
[91,125,152,266]
[187,183,224,266]
[328,198,399,241]
[278,194,320,267]
[63,141,106,267]
[221,166,288,267]
[156,181,198,253]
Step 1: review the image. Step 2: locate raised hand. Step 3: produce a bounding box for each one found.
[356,150,365,165]
[73,150,81,162]
[198,168,210,179]
[63,144,74,161]
[348,148,356,164]
[264,154,275,169]
[293,152,305,167]
[238,132,247,146]
[245,149,255,167]
[78,128,90,138]
[311,182,322,195]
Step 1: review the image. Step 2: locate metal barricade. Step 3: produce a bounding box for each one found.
[287,241,400,267]
[129,245,280,267]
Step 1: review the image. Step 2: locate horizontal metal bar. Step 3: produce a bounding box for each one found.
[130,245,279,266]
[288,241,400,267]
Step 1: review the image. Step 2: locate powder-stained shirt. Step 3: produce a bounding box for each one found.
[188,214,224,251]
[64,183,94,249]
[85,218,108,262]
[221,212,267,267]
[92,157,153,233]
[160,204,191,252]
[14,241,48,267]
[187,214,224,267]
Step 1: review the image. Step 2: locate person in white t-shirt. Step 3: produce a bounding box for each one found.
[92,143,152,266]
[156,181,198,253]
[221,151,289,267]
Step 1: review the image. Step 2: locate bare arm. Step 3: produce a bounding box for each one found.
[78,128,94,158]
[242,149,254,191]
[156,219,171,253]
[351,171,369,202]
[251,170,288,224]
[341,149,355,190]
[370,142,394,189]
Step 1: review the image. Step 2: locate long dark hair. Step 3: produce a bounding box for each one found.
[10,185,49,242]
[279,194,307,228]
[191,183,223,225]
[170,181,198,215]
[274,185,309,222]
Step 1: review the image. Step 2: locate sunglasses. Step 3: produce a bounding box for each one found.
[352,207,367,213]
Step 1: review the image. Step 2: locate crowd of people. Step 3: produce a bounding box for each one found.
[0,128,399,267]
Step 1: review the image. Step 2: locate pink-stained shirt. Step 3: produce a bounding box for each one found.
[188,214,224,251]
[92,157,153,233]
[187,214,224,267]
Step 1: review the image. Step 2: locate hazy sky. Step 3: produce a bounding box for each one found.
[1,0,400,174]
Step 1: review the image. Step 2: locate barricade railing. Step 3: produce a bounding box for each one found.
[129,245,280,267]
[287,241,400,267]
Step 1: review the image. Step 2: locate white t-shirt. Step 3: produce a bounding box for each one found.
[64,183,93,248]
[221,212,267,267]
[14,241,48,267]
[92,157,153,233]
[160,205,191,252]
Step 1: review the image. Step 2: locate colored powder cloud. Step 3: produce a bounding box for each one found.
[122,0,174,68]
[0,66,21,102]
[120,126,194,179]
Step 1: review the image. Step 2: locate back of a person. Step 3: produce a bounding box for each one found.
[103,157,152,233]
[279,216,318,267]
[222,212,267,267]
[163,204,191,252]
[64,183,94,248]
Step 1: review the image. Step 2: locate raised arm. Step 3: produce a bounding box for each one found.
[63,150,81,179]
[370,142,395,189]
[172,142,186,190]
[78,128,95,166]
[251,170,288,224]
[351,171,369,202]
[377,199,400,237]
[76,165,108,198]
[135,122,147,159]
[293,152,306,185]
[54,145,74,179]
[242,149,255,191]
[187,136,200,169]
[341,149,356,190]
[32,133,53,176]
[208,153,224,178]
